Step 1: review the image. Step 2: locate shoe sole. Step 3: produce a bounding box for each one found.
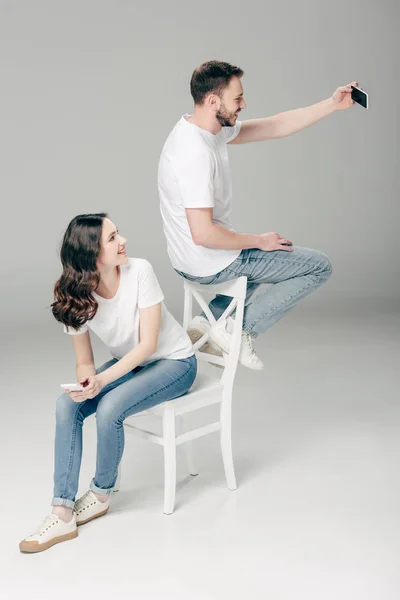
[188,328,223,357]
[19,528,78,553]
[242,362,264,371]
[76,506,109,526]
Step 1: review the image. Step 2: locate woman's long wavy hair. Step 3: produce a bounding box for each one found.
[51,213,108,330]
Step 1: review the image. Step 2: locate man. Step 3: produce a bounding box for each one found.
[158,60,356,370]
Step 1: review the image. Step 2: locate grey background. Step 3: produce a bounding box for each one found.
[1,3,400,598]
[0,0,399,326]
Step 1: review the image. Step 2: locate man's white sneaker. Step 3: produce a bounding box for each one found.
[240,330,264,370]
[209,317,264,371]
[75,490,110,526]
[19,513,77,553]
[187,316,223,357]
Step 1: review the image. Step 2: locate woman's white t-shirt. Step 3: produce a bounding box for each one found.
[64,258,194,365]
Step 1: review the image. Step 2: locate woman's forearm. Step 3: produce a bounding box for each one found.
[97,342,155,387]
[76,363,96,381]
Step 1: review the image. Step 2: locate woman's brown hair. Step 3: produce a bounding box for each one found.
[51,213,107,330]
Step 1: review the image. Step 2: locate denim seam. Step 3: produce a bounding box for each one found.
[60,405,82,501]
[93,360,195,490]
[245,274,320,334]
[226,257,326,275]
[242,323,258,338]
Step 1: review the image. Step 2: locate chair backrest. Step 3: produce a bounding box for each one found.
[182,276,247,388]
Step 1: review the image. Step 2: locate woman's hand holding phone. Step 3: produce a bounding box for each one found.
[61,375,104,402]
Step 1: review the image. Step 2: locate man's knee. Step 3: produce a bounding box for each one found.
[316,252,333,282]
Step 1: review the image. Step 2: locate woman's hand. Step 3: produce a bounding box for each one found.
[68,374,104,403]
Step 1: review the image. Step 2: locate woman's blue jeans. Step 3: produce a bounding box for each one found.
[52,355,197,508]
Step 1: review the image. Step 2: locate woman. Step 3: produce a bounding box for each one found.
[20,213,197,553]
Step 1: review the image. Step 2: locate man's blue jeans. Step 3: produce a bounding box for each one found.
[52,355,197,508]
[176,246,332,338]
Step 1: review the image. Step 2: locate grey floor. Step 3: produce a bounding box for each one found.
[1,303,399,600]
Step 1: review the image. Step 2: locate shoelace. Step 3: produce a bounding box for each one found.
[32,514,58,536]
[74,491,95,514]
[241,332,259,361]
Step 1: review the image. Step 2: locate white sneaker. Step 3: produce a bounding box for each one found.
[187,316,223,357]
[75,490,110,526]
[19,513,77,553]
[209,317,264,371]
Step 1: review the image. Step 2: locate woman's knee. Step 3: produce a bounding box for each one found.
[55,392,85,424]
[56,393,75,422]
[95,402,121,431]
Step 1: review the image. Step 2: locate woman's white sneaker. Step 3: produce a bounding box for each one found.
[19,513,77,553]
[75,490,110,526]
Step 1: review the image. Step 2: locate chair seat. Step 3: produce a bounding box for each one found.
[128,370,223,419]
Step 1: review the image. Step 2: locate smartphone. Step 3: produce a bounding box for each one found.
[61,383,84,392]
[351,85,368,109]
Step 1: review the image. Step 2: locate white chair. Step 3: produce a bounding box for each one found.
[115,275,247,514]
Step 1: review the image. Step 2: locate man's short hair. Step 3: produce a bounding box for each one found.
[190,60,244,105]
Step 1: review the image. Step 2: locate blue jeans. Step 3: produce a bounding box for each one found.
[176,246,332,338]
[52,355,197,508]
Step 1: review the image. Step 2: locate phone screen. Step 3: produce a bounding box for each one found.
[351,86,368,109]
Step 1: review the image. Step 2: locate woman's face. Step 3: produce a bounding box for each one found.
[97,218,128,269]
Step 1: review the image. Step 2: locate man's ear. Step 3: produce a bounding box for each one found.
[207,94,219,112]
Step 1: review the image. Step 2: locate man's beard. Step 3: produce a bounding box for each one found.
[216,103,240,127]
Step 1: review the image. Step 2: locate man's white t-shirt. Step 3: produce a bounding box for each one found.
[158,115,242,277]
[64,258,194,365]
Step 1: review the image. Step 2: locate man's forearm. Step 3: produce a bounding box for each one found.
[199,223,261,250]
[275,97,336,138]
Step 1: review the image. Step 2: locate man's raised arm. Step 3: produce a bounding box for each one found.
[230,81,357,144]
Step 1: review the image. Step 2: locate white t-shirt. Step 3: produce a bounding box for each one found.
[64,258,194,365]
[158,115,242,277]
